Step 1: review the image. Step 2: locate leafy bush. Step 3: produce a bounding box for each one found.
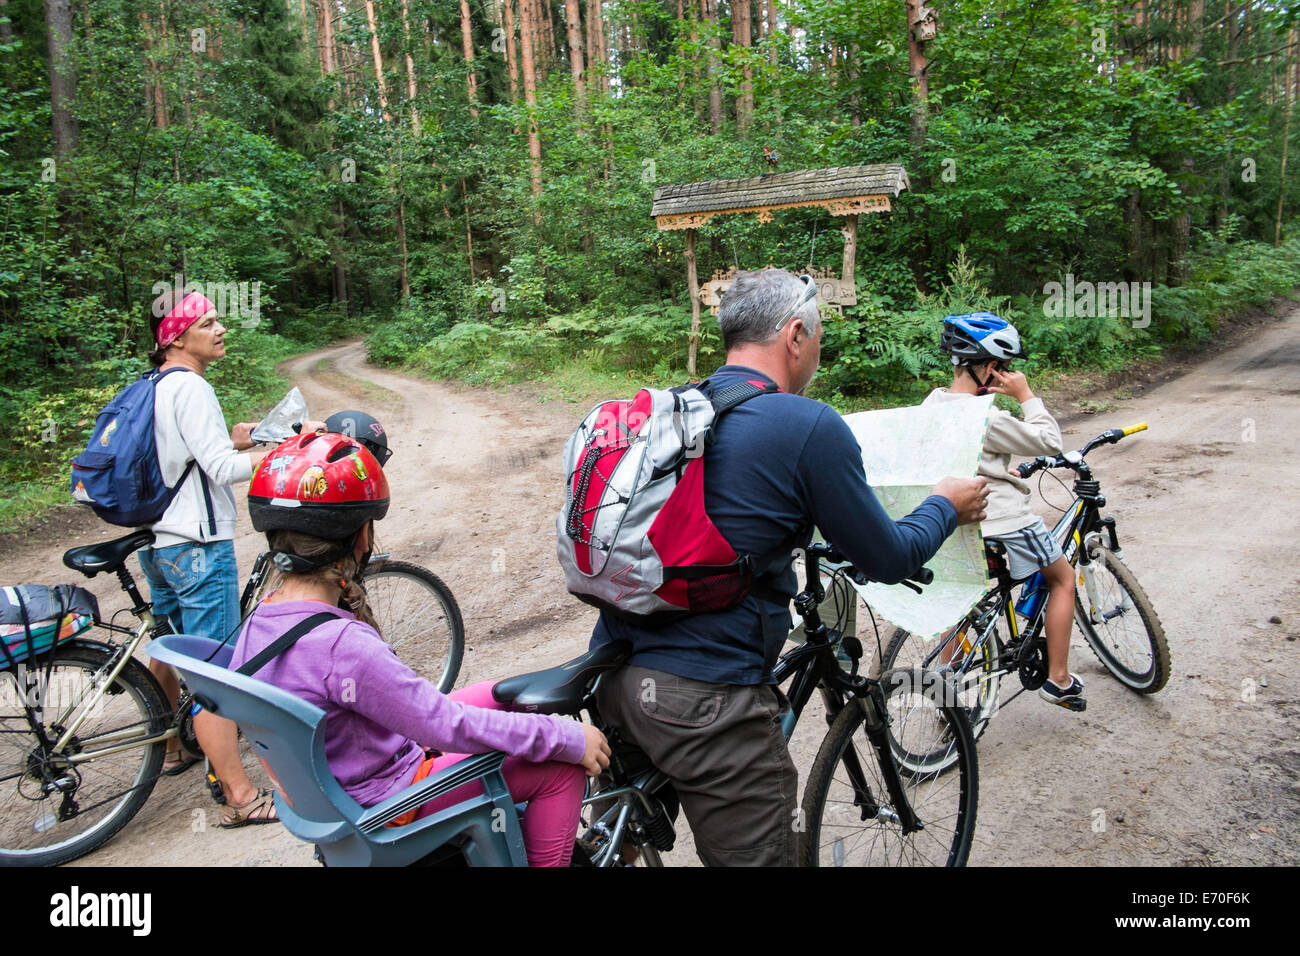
[366,300,455,367]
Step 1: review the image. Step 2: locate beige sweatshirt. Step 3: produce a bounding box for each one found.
[922,388,1064,536]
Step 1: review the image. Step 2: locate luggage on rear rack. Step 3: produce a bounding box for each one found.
[0,584,100,670]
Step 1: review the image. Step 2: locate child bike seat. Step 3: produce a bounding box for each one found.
[492,641,631,714]
[63,529,157,577]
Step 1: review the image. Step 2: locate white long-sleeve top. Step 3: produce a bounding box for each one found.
[150,369,254,548]
[922,388,1064,536]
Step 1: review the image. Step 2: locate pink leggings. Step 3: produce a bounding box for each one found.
[410,681,586,867]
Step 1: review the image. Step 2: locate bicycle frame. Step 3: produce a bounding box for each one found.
[922,439,1133,707]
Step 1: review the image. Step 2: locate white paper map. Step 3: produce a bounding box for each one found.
[833,395,995,642]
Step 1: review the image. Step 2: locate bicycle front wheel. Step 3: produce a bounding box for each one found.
[799,670,978,867]
[0,642,168,866]
[362,561,464,694]
[1075,547,1170,693]
[880,621,1002,751]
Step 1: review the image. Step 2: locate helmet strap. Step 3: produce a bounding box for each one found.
[269,539,354,574]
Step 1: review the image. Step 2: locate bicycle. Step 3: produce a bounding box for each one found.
[505,541,978,868]
[875,423,1170,766]
[0,528,464,866]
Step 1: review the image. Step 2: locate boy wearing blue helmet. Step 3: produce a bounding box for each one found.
[924,313,1085,709]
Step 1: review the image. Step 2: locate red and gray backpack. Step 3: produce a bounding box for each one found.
[557,378,790,624]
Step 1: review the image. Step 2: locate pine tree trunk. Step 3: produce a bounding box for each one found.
[364,0,391,121]
[519,0,544,222]
[586,0,606,95]
[905,0,928,148]
[565,0,585,113]
[460,0,479,117]
[401,0,421,134]
[734,0,753,132]
[461,177,476,280]
[396,193,411,298]
[45,0,79,160]
[764,0,776,62]
[690,7,702,121]
[334,199,350,313]
[1277,34,1295,246]
[316,0,337,79]
[503,0,520,105]
[702,0,723,133]
[141,8,168,129]
[542,0,557,74]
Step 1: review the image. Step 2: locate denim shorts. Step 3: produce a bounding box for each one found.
[987,517,1064,581]
[138,539,241,645]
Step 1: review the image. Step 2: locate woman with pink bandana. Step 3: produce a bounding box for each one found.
[139,289,279,826]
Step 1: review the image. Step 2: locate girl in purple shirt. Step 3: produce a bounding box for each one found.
[236,430,610,866]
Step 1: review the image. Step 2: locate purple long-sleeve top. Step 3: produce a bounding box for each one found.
[230,599,588,808]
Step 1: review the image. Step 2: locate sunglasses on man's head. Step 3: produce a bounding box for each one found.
[774,274,818,333]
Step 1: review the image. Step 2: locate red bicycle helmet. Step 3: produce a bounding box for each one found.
[248,432,390,541]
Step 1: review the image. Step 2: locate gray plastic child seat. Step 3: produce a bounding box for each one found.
[149,634,528,866]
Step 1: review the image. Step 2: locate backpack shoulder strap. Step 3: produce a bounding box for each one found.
[149,366,192,384]
[236,612,341,677]
[706,378,781,416]
[149,366,213,529]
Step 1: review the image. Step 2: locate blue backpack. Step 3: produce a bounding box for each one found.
[71,367,215,529]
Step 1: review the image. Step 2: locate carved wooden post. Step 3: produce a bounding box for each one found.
[841,213,858,299]
[685,227,700,378]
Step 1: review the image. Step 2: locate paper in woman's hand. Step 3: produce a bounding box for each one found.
[251,387,309,444]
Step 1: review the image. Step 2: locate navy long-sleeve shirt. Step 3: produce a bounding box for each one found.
[591,365,957,684]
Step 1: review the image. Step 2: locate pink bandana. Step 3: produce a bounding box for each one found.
[156,292,216,348]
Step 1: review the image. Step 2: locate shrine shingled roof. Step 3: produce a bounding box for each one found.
[650,163,910,226]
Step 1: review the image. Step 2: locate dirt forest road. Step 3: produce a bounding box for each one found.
[2,314,1298,868]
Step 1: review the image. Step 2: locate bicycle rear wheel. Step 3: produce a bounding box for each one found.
[362,561,464,694]
[799,670,978,867]
[1075,546,1170,693]
[0,642,168,866]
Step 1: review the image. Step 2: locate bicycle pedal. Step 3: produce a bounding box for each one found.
[205,771,227,805]
[1066,698,1087,712]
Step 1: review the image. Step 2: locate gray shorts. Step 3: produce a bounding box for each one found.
[988,517,1064,580]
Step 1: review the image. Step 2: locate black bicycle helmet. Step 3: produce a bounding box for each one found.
[324,410,393,466]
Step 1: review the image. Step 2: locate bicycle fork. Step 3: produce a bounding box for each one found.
[839,688,923,835]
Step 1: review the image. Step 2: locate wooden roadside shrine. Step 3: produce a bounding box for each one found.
[651,163,910,376]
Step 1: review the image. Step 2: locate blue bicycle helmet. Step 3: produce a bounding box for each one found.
[940,313,1026,366]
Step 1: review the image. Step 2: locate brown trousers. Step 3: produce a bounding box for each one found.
[595,664,798,867]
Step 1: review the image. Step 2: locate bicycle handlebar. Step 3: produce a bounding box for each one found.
[1015,422,1148,479]
[803,542,932,591]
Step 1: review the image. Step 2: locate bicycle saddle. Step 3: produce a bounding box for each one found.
[492,640,632,715]
[63,529,156,577]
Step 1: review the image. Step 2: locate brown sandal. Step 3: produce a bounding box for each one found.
[219,788,280,828]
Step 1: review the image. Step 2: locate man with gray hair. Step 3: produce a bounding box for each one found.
[592,267,988,866]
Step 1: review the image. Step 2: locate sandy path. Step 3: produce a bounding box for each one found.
[2,314,1297,867]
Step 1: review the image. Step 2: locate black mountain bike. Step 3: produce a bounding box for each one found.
[877,423,1170,767]
[496,542,978,867]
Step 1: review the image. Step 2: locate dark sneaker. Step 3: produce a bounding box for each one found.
[1039,673,1086,710]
